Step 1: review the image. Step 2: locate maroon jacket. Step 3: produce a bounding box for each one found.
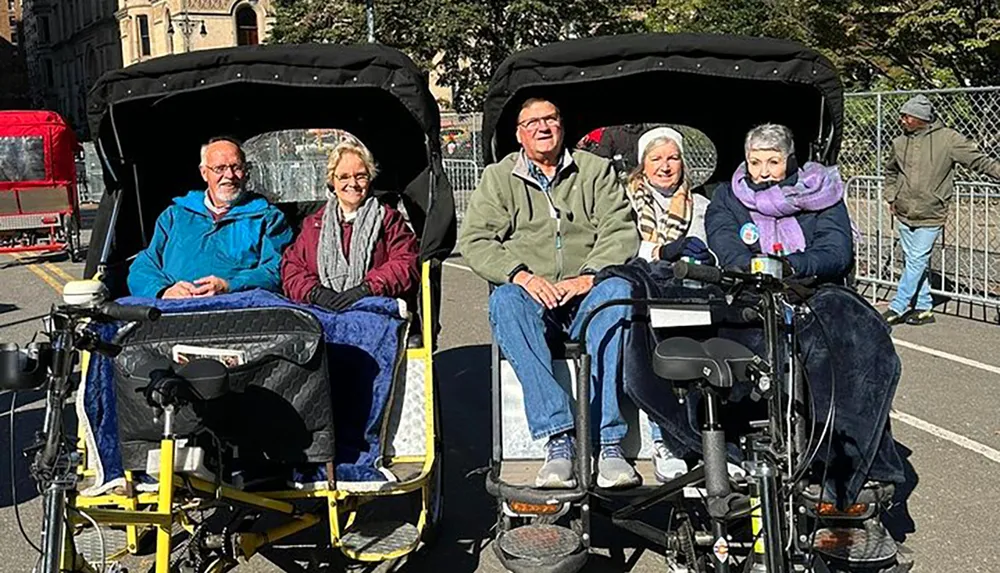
[281,203,420,303]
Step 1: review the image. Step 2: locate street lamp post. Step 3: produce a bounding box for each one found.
[366,0,375,43]
[167,0,208,53]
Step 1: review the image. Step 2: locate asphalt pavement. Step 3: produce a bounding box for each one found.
[1,245,999,572]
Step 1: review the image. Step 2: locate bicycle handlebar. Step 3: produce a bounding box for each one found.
[672,261,785,290]
[98,302,161,323]
[672,261,725,284]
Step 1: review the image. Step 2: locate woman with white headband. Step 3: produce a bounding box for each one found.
[625,126,719,482]
[625,127,714,267]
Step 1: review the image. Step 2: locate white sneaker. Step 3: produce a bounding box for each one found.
[727,462,746,479]
[652,440,689,483]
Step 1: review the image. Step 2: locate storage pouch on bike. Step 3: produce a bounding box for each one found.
[111,306,333,471]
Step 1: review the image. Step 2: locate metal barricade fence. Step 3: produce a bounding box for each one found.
[78,141,105,204]
[442,158,482,224]
[846,175,1000,307]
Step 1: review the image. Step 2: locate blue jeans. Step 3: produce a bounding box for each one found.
[488,278,632,446]
[650,422,664,442]
[890,223,942,314]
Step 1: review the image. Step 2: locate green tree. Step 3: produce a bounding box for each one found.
[270,0,644,111]
[645,0,1000,91]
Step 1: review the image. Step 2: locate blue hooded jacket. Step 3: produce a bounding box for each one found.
[127,190,293,298]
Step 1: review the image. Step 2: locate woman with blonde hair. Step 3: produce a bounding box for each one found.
[281,138,420,310]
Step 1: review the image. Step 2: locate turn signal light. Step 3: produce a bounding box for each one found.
[508,501,562,515]
[816,502,870,517]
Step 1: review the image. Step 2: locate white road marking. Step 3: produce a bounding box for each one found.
[893,338,1000,377]
[443,260,473,272]
[891,410,1000,464]
[441,257,1000,462]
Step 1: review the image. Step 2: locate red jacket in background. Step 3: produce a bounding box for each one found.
[281,203,420,303]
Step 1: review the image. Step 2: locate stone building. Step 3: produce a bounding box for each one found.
[0,0,31,109]
[24,0,123,135]
[117,0,272,66]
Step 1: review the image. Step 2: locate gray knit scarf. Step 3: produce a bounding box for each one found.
[317,196,384,292]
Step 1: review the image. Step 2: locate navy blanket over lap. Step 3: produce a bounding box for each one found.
[83,289,405,485]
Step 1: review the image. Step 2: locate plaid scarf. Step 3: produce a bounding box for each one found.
[627,178,693,244]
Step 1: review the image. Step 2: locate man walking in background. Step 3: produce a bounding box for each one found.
[883,95,1000,326]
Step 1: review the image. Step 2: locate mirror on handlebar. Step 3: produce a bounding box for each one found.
[0,341,52,391]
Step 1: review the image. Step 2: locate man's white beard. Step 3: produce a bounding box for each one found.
[212,185,243,206]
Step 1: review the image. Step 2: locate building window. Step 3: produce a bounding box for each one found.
[235,6,258,46]
[137,14,151,57]
[39,16,50,44]
[42,59,51,86]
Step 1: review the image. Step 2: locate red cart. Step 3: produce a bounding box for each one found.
[0,110,83,261]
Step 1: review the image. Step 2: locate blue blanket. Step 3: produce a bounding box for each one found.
[81,290,406,491]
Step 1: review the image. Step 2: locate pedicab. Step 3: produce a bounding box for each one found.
[479,33,907,572]
[0,110,84,261]
[1,42,454,572]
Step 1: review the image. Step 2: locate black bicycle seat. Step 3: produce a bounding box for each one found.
[0,342,51,391]
[652,337,756,389]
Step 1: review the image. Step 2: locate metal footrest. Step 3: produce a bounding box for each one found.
[498,524,581,561]
[75,525,130,567]
[340,519,419,558]
[813,521,898,566]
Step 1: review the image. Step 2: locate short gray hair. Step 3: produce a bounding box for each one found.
[744,124,795,158]
[326,138,378,185]
[199,136,245,166]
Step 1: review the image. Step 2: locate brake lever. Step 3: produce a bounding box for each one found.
[75,328,122,357]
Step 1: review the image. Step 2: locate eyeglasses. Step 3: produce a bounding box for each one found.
[205,163,248,176]
[518,114,561,131]
[334,173,370,184]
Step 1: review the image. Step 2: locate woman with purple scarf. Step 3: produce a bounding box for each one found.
[706,124,852,281]
[703,124,905,508]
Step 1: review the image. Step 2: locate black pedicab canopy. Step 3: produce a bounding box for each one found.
[85,43,456,284]
[482,33,843,179]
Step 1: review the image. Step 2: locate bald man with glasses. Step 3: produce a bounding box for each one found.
[127,136,293,299]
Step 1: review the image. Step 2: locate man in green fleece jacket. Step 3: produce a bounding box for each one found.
[459,98,640,489]
[883,95,1000,326]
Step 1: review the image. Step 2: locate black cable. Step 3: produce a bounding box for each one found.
[9,391,42,554]
[0,313,49,330]
[801,297,840,564]
[801,297,839,489]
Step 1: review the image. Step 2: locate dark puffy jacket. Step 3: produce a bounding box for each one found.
[281,203,420,302]
[705,183,853,283]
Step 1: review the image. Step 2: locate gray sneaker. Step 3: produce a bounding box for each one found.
[535,433,576,489]
[652,440,689,483]
[597,444,641,488]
